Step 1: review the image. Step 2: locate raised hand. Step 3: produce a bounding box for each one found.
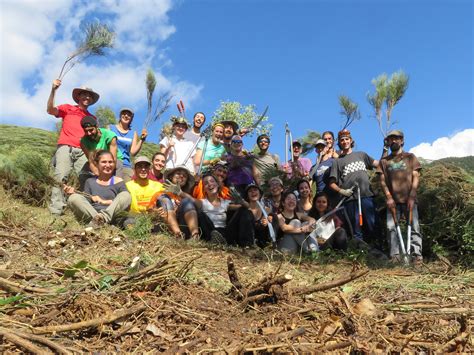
[163,179,182,196]
[229,186,244,204]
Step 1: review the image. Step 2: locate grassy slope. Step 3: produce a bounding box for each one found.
[0,124,161,160]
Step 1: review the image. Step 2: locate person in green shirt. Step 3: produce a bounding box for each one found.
[80,115,123,177]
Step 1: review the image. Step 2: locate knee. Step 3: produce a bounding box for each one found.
[67,193,85,207]
[157,195,173,211]
[180,198,196,213]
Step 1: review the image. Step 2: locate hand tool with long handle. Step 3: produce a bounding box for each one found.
[406,207,413,255]
[256,201,276,244]
[390,208,409,265]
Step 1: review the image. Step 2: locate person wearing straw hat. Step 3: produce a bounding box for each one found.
[159,116,195,173]
[155,165,199,239]
[109,107,148,182]
[46,79,100,215]
[377,130,423,264]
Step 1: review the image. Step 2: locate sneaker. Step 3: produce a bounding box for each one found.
[210,230,227,245]
[89,213,106,229]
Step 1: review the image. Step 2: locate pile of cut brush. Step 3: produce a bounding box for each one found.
[0,203,472,353]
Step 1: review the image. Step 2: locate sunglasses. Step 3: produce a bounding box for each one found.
[232,140,243,144]
[259,139,270,143]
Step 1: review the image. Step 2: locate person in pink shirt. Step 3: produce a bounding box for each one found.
[282,141,312,179]
[46,78,100,215]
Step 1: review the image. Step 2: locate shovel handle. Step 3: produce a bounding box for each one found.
[359,214,363,226]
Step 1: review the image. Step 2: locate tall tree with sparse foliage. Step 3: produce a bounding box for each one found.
[212,101,271,137]
[338,95,361,130]
[367,70,409,137]
[95,106,116,128]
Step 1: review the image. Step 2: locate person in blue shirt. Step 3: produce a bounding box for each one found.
[109,108,147,181]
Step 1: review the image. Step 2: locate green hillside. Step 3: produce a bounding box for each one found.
[0,124,161,160]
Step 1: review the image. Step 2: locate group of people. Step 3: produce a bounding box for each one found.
[47,79,423,263]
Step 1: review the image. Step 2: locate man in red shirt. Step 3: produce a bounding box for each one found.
[47,78,100,215]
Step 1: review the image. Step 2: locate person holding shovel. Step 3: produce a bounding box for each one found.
[46,79,100,215]
[377,130,423,264]
[159,116,195,173]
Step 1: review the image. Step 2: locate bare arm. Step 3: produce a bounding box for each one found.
[47,79,61,116]
[81,142,98,176]
[130,129,147,156]
[379,171,396,210]
[193,149,203,166]
[109,138,118,162]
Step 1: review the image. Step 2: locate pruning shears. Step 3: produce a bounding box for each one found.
[256,200,277,245]
[177,100,186,118]
[390,207,409,265]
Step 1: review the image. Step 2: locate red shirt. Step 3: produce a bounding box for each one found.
[56,104,95,147]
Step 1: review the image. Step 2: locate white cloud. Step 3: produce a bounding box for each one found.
[0,0,201,129]
[409,129,474,160]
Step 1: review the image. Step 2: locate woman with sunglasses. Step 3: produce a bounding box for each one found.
[225,135,257,196]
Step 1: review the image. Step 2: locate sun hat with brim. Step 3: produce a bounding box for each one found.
[387,130,404,138]
[120,107,135,117]
[220,120,239,132]
[245,183,263,200]
[72,86,100,105]
[268,176,283,186]
[133,156,151,167]
[171,116,190,129]
[163,165,195,192]
[314,139,327,147]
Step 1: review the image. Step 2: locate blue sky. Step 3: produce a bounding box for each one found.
[1,0,473,160]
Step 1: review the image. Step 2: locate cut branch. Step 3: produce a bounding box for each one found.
[32,304,146,335]
[294,268,369,295]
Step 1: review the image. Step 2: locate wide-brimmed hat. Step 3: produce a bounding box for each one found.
[120,107,135,117]
[171,116,190,129]
[220,120,239,132]
[72,86,100,105]
[245,183,263,200]
[163,165,195,192]
[133,156,151,167]
[387,129,404,138]
[314,138,327,147]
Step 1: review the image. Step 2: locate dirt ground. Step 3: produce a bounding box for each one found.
[0,190,473,353]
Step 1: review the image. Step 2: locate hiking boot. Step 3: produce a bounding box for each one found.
[210,230,227,245]
[413,255,423,267]
[390,255,402,263]
[89,213,106,229]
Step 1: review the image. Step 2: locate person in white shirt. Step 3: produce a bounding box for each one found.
[159,117,195,173]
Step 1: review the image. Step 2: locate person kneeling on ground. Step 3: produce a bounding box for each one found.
[155,166,199,239]
[124,156,165,227]
[276,191,318,254]
[64,150,131,228]
[171,173,255,246]
[307,192,348,251]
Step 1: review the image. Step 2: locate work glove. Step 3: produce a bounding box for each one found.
[163,179,182,196]
[339,188,354,197]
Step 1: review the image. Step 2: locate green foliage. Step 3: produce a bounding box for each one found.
[367,70,409,137]
[125,214,154,240]
[297,130,321,156]
[417,163,474,266]
[338,95,361,130]
[212,101,271,137]
[95,105,116,128]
